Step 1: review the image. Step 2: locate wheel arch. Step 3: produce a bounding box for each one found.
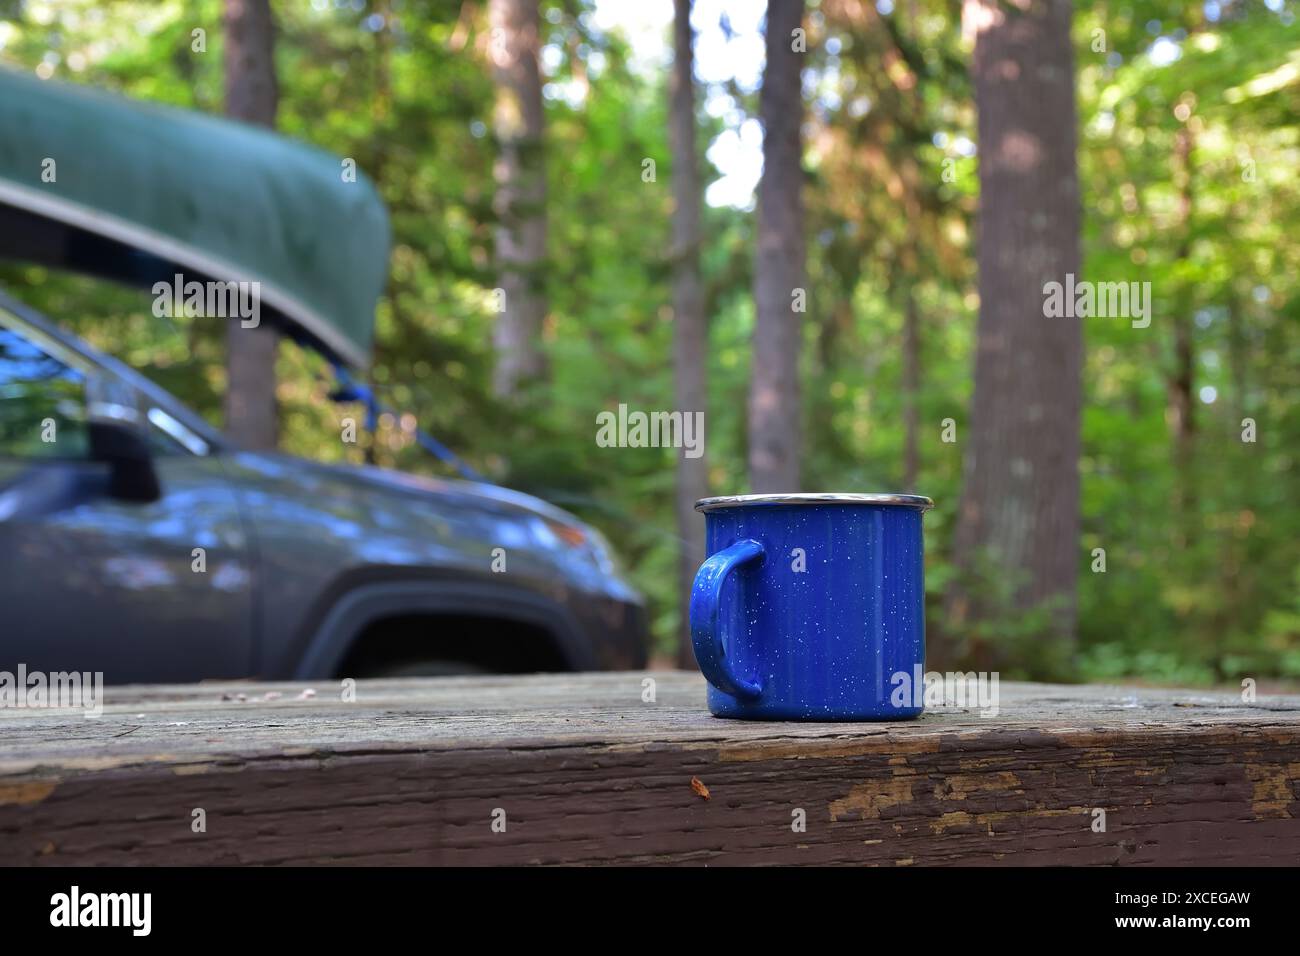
[291,579,596,680]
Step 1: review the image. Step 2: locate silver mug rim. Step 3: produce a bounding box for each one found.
[694,493,934,513]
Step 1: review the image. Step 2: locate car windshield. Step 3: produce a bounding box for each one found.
[0,316,89,459]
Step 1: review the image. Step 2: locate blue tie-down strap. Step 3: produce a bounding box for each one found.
[329,365,484,482]
[327,366,380,432]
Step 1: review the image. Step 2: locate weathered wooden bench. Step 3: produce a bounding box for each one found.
[1,672,1297,865]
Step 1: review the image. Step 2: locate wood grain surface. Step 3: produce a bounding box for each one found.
[1,672,1298,865]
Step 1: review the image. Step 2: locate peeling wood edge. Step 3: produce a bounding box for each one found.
[5,722,1300,790]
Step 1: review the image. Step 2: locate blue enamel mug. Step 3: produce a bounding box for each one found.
[690,493,933,721]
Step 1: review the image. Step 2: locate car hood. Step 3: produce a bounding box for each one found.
[250,452,591,530]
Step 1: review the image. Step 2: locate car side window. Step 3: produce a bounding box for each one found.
[0,323,90,459]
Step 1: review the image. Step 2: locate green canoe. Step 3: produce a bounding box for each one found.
[0,67,388,367]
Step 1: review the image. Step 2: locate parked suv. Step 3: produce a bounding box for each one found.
[0,291,646,684]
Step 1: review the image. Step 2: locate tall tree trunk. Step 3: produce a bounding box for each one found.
[1168,121,1197,546]
[949,0,1082,663]
[670,0,709,668]
[489,0,548,399]
[748,0,806,492]
[901,284,921,491]
[367,0,394,467]
[222,0,279,450]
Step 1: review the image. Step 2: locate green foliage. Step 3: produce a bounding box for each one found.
[1072,0,1300,683]
[1,0,1296,679]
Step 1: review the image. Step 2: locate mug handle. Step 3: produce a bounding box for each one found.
[690,538,765,701]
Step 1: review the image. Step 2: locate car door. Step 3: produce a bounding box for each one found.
[0,310,254,684]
